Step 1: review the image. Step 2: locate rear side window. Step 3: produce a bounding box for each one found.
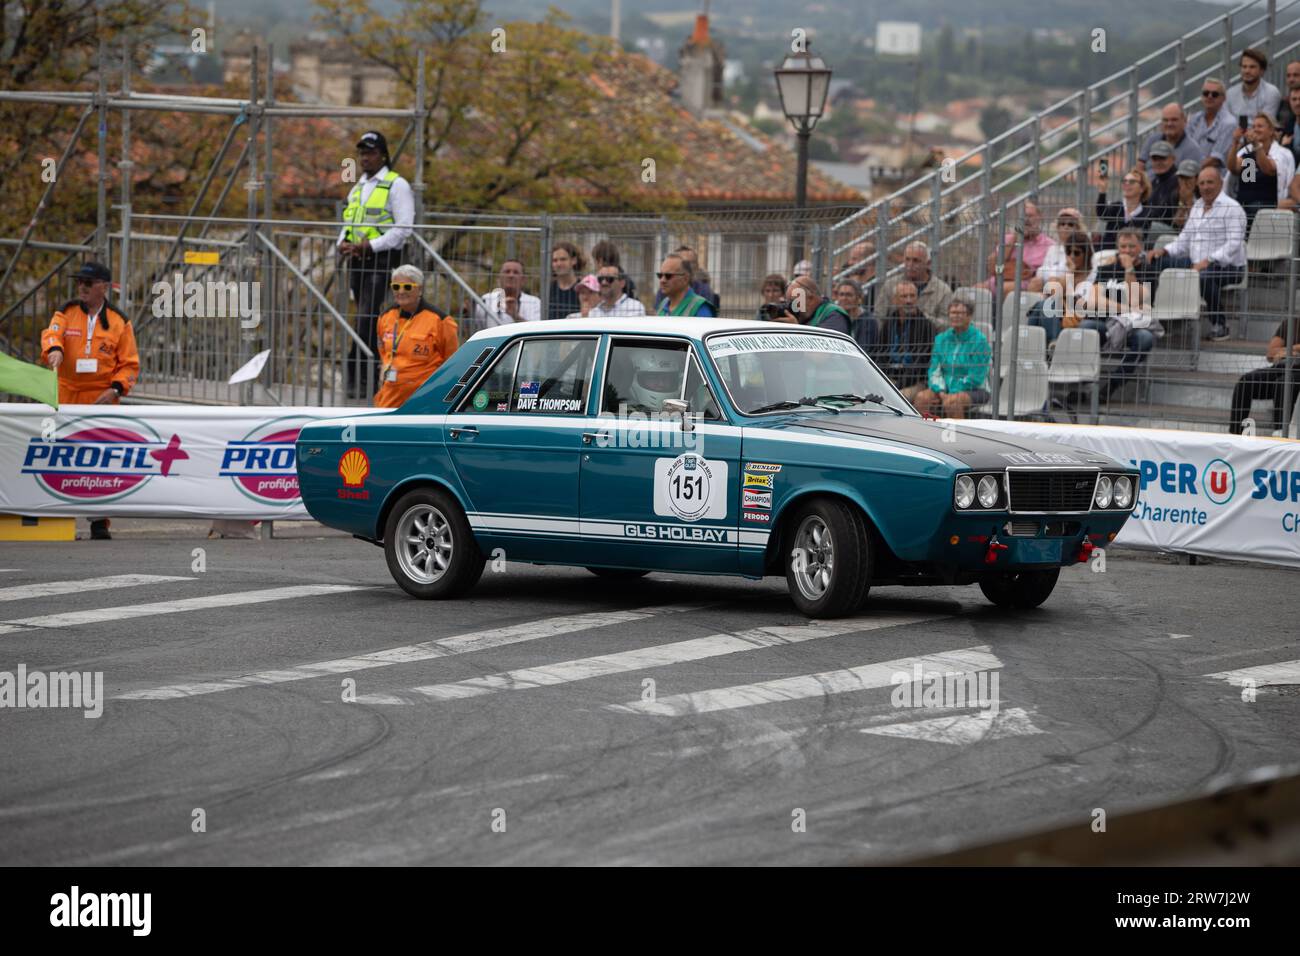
[459,337,597,415]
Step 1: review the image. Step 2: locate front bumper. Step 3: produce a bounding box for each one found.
[933,510,1133,569]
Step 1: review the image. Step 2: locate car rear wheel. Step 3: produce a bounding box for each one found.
[384,487,485,599]
[784,497,871,618]
[978,568,1060,609]
[586,567,650,580]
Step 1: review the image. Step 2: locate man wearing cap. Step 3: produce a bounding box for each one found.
[338,131,414,397]
[1145,141,1183,228]
[1140,104,1205,173]
[1228,111,1295,225]
[1188,78,1238,167]
[1173,159,1200,229]
[40,261,140,541]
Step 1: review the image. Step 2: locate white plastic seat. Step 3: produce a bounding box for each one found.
[1000,323,1047,364]
[1048,327,1101,423]
[1151,233,1178,252]
[1000,291,1043,326]
[1151,268,1201,323]
[1245,209,1295,263]
[995,360,1050,417]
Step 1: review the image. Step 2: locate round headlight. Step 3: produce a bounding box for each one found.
[1113,475,1133,509]
[954,475,975,509]
[977,474,1000,509]
[1094,475,1113,509]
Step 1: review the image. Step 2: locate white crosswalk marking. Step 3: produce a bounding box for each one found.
[0,574,192,603]
[860,707,1042,745]
[115,603,707,701]
[1205,659,1300,687]
[608,645,1003,716]
[0,585,371,637]
[358,614,948,705]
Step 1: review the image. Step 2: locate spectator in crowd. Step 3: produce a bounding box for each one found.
[1228,112,1295,225]
[1188,78,1239,166]
[591,240,636,300]
[1080,228,1162,397]
[1282,86,1300,166]
[473,259,541,328]
[590,265,647,317]
[1028,207,1084,290]
[1228,315,1300,434]
[564,274,601,318]
[834,278,879,352]
[1173,159,1200,229]
[655,254,715,317]
[1141,104,1205,171]
[875,240,953,329]
[992,201,1056,293]
[1028,230,1095,344]
[1148,165,1247,342]
[756,273,788,321]
[875,281,936,400]
[1097,165,1153,250]
[338,130,414,397]
[547,241,585,321]
[774,276,851,333]
[1277,61,1300,137]
[1145,142,1183,228]
[373,265,459,409]
[1227,47,1282,123]
[912,296,991,419]
[654,245,720,314]
[792,259,813,278]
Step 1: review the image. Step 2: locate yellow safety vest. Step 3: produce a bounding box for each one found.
[342,169,399,243]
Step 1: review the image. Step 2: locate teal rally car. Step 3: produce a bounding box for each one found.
[295,319,1139,618]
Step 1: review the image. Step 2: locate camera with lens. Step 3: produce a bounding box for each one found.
[760,301,791,320]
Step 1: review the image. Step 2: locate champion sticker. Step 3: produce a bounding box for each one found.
[653,453,727,522]
[742,489,772,510]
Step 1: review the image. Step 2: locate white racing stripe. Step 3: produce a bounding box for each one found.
[358,614,948,705]
[1205,659,1300,687]
[607,645,1003,716]
[859,707,1042,745]
[0,585,371,637]
[0,574,192,603]
[116,602,705,701]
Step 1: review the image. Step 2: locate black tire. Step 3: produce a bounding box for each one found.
[383,486,485,599]
[586,567,650,580]
[783,497,872,618]
[978,568,1060,609]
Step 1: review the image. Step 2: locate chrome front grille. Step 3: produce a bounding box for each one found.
[1004,520,1040,537]
[1007,470,1097,513]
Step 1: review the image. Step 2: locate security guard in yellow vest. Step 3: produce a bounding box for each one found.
[338,130,414,397]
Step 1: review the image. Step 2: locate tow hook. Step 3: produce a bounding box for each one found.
[1076,539,1096,563]
[984,536,1009,564]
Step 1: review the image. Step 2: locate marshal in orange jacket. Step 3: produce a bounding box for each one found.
[373,302,459,408]
[40,300,140,404]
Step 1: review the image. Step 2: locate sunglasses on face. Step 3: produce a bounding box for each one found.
[1068,248,1088,257]
[390,282,418,292]
[1123,177,1141,185]
[597,275,621,284]
[656,272,684,280]
[1201,90,1223,98]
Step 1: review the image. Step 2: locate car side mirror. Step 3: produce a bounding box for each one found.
[662,398,694,432]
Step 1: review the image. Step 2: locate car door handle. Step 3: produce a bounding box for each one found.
[449,426,479,439]
[582,431,608,445]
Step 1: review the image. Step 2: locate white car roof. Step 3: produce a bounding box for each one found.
[465,317,847,342]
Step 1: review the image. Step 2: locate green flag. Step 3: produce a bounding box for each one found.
[0,352,58,408]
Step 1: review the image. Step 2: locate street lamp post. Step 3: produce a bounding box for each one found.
[775,47,832,264]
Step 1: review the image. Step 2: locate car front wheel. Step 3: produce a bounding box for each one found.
[784,497,871,618]
[384,487,485,599]
[978,568,1060,609]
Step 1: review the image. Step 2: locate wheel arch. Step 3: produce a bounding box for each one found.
[762,485,899,575]
[374,475,470,541]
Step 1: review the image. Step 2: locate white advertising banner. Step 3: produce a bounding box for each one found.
[0,404,380,520]
[961,419,1300,568]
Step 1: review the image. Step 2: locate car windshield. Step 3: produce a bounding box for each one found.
[705,331,914,416]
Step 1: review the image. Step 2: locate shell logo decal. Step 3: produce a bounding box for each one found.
[338,447,370,487]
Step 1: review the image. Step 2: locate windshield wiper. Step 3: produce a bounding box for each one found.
[748,399,837,415]
[809,393,905,415]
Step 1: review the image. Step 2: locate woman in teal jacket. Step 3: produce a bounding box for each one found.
[912,296,991,419]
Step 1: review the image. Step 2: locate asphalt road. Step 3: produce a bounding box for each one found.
[1,523,1297,865]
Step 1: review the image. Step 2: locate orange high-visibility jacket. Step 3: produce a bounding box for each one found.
[373,303,459,408]
[40,299,140,404]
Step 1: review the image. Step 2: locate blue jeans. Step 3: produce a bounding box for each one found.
[1160,254,1243,331]
[1026,300,1062,343]
[1080,319,1154,377]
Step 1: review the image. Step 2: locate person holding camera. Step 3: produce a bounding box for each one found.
[755,274,787,321]
[1228,112,1295,225]
[774,276,851,334]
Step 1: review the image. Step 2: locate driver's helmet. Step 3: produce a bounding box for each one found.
[627,348,682,410]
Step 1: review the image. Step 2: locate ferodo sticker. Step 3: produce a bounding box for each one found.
[653,453,727,522]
